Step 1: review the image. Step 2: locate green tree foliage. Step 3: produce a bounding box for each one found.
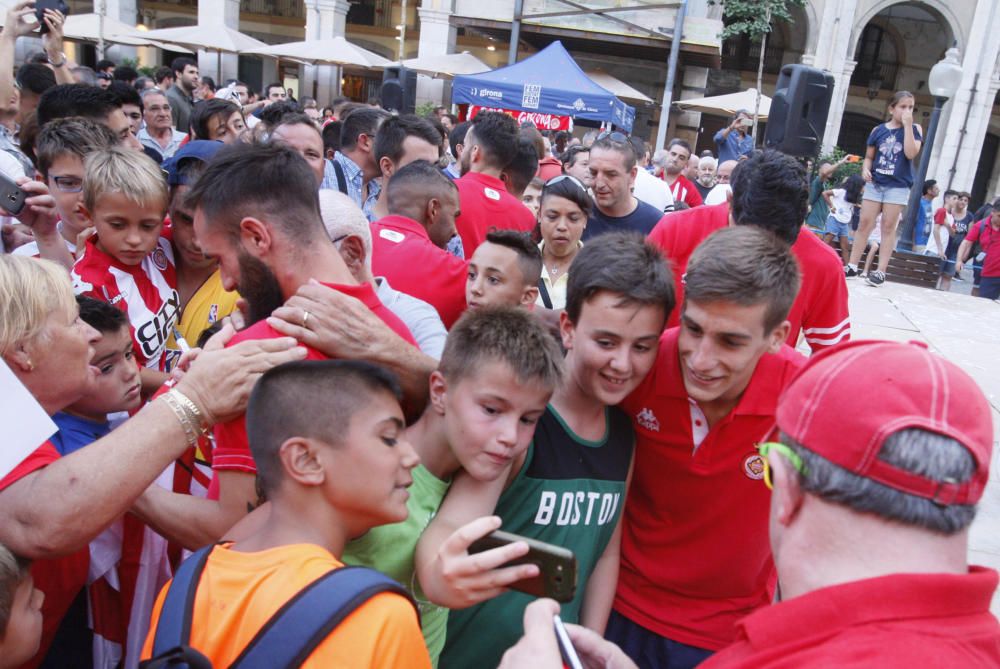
[715,0,806,42]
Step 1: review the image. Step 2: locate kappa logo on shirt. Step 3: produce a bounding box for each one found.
[379,228,405,244]
[636,407,660,432]
[483,187,501,201]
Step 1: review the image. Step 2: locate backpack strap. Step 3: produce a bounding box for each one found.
[537,277,553,310]
[230,566,416,669]
[141,545,214,669]
[332,158,349,195]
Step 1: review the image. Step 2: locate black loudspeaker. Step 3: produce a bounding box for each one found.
[764,64,835,156]
[381,66,417,114]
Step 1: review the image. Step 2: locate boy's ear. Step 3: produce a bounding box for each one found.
[766,320,791,354]
[520,285,539,309]
[558,310,575,350]
[77,202,93,226]
[428,370,448,415]
[279,437,326,486]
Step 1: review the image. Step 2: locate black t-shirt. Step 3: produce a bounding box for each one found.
[583,199,663,241]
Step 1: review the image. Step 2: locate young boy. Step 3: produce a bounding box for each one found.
[466,229,542,310]
[71,146,178,394]
[50,297,142,456]
[12,118,118,259]
[142,360,431,668]
[341,306,563,665]
[424,233,675,669]
[0,544,44,668]
[927,189,958,291]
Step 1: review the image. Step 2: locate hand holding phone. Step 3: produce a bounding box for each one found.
[34,0,68,34]
[469,530,577,603]
[0,171,27,216]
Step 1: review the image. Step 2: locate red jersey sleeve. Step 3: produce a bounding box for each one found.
[934,208,946,226]
[684,180,704,208]
[0,442,60,491]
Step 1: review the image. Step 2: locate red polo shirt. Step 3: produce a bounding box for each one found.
[0,443,90,668]
[616,327,805,651]
[703,568,1000,668]
[210,281,416,480]
[370,215,469,328]
[647,204,850,352]
[966,219,1000,278]
[454,171,536,254]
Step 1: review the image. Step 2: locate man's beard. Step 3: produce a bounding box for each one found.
[237,249,285,326]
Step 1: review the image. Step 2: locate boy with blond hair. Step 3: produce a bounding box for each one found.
[71,146,178,393]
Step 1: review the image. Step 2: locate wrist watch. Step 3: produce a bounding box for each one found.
[47,52,66,67]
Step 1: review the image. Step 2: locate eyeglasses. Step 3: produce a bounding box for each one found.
[544,174,587,192]
[756,442,807,490]
[597,131,628,143]
[51,175,83,193]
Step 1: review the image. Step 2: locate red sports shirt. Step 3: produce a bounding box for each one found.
[454,172,536,254]
[702,568,1000,668]
[647,204,850,352]
[71,236,180,371]
[965,219,1000,278]
[370,215,468,328]
[210,281,416,480]
[616,328,805,650]
[0,443,90,668]
[665,174,704,208]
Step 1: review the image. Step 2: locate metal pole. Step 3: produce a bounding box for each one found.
[509,0,524,66]
[897,95,946,252]
[655,0,686,151]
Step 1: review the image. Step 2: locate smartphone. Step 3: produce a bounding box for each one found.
[0,172,26,216]
[468,530,577,603]
[35,0,70,34]
[553,615,584,669]
[845,154,861,163]
[740,117,754,127]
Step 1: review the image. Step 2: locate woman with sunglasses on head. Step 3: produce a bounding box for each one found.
[537,175,592,310]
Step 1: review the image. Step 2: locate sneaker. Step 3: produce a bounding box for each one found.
[953,273,965,282]
[859,272,867,279]
[866,270,885,287]
[845,265,860,278]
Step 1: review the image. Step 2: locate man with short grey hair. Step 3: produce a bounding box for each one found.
[138,88,185,158]
[693,155,717,201]
[703,340,1000,668]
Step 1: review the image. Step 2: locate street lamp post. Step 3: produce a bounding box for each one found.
[897,45,963,252]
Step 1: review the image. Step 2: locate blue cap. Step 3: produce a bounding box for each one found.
[162,140,224,186]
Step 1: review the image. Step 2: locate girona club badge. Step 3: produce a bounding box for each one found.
[151,247,169,272]
[743,453,765,480]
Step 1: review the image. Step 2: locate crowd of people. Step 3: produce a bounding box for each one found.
[0,4,998,668]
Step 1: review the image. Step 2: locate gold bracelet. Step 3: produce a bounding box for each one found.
[162,389,207,446]
[169,388,209,433]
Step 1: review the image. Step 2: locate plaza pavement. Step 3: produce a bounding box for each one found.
[838,279,1000,615]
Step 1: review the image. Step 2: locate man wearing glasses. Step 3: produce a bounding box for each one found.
[583,131,662,240]
[703,340,999,667]
[612,226,805,669]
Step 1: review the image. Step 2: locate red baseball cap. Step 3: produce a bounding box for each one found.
[776,340,993,505]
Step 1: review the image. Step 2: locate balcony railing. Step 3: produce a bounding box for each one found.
[721,38,785,75]
[241,0,303,19]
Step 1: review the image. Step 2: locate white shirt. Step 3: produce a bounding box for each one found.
[828,188,854,223]
[633,168,675,213]
[374,277,447,360]
[704,184,732,206]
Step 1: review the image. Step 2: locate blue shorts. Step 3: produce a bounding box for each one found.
[863,184,911,206]
[605,609,714,669]
[824,216,850,239]
[979,276,1000,300]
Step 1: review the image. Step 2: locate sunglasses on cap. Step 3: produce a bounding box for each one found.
[543,174,587,193]
[597,131,628,143]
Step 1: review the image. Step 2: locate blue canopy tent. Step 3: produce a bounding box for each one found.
[452,41,635,132]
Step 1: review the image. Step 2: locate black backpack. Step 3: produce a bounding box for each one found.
[140,545,415,669]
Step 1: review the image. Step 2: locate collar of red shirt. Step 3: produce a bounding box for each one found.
[375,214,431,242]
[655,326,796,417]
[321,280,381,311]
[462,171,506,191]
[737,567,999,649]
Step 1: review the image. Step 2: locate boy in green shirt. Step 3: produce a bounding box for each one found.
[417,233,675,668]
[342,306,563,665]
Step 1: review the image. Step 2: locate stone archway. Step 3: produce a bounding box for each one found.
[849,0,961,57]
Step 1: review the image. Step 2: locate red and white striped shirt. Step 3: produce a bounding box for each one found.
[71,236,180,371]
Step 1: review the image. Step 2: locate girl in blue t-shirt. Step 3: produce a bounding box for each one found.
[845,91,923,286]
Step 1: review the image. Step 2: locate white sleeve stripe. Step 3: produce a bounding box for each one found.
[806,329,852,345]
[802,317,851,335]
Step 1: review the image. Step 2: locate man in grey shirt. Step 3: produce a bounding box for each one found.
[166,56,199,134]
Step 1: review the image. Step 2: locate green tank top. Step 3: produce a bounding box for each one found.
[341,464,451,666]
[440,405,634,669]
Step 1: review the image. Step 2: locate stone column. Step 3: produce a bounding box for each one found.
[196,0,240,83]
[808,0,859,153]
[925,0,1000,194]
[673,65,708,151]
[303,0,349,105]
[416,1,456,107]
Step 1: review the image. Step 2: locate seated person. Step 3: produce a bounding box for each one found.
[466,229,541,310]
[142,360,431,668]
[50,297,141,456]
[0,543,44,668]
